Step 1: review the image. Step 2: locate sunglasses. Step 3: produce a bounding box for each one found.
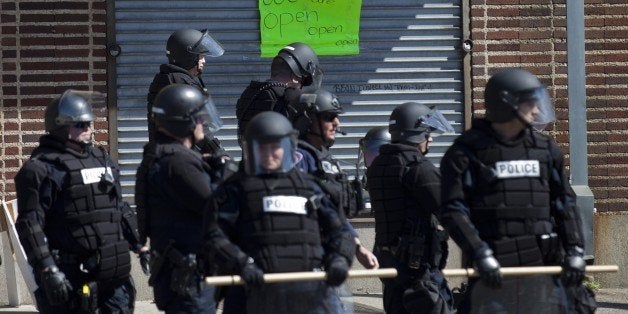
[73,122,91,129]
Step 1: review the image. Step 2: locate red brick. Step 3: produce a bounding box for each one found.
[487,19,519,28]
[486,30,519,40]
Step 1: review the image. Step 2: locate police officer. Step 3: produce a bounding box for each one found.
[289,89,379,269]
[146,28,229,170]
[235,42,322,145]
[367,102,455,314]
[136,84,223,313]
[14,90,138,313]
[202,111,355,314]
[439,68,586,312]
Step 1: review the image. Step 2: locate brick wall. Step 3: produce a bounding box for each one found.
[469,0,628,212]
[1,1,107,201]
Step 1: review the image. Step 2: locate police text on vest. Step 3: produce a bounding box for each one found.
[81,167,112,184]
[263,196,308,215]
[494,160,540,178]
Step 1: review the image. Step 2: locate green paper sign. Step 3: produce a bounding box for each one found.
[259,0,362,57]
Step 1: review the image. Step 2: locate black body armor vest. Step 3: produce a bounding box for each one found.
[37,146,131,281]
[235,80,288,141]
[458,128,554,240]
[298,141,354,217]
[367,144,433,247]
[233,170,325,273]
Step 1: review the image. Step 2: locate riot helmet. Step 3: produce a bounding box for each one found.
[389,102,454,144]
[288,89,343,148]
[243,111,298,176]
[45,89,102,143]
[276,42,322,87]
[358,126,391,168]
[152,84,222,138]
[166,29,224,70]
[484,68,556,130]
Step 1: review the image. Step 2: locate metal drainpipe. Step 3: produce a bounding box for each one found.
[567,0,595,262]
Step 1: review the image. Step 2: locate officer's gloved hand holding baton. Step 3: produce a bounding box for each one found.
[474,248,502,288]
[326,257,350,287]
[241,257,264,287]
[41,265,73,305]
[561,246,586,286]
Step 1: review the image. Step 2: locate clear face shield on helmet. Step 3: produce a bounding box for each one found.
[245,137,295,176]
[190,29,225,57]
[191,96,223,134]
[418,108,455,138]
[56,90,104,125]
[358,136,389,168]
[308,64,324,89]
[516,87,556,131]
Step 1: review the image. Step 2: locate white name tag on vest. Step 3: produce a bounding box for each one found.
[494,160,540,178]
[263,196,308,215]
[80,167,112,184]
[321,160,339,174]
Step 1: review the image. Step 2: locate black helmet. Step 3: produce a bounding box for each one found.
[359,126,391,168]
[484,68,555,129]
[288,89,342,144]
[389,102,453,144]
[276,42,322,87]
[45,90,101,140]
[152,84,222,138]
[243,111,297,175]
[166,29,224,69]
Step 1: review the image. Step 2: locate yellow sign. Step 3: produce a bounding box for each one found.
[259,0,362,57]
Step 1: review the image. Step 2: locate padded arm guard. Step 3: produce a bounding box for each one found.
[120,201,142,250]
[203,236,248,274]
[15,219,55,271]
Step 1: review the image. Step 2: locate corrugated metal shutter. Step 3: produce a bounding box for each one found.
[114,0,464,201]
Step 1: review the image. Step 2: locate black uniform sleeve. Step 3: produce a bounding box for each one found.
[120,201,142,251]
[405,161,442,216]
[312,183,355,265]
[439,144,490,259]
[14,160,58,271]
[548,140,584,249]
[167,153,215,215]
[202,183,249,274]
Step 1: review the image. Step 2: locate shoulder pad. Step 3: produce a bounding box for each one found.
[455,128,494,150]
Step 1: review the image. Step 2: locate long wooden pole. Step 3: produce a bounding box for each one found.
[204,265,617,286]
[442,264,619,278]
[204,268,398,286]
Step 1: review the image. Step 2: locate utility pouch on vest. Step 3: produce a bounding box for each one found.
[490,235,543,267]
[537,232,561,264]
[396,235,426,269]
[159,242,200,298]
[170,253,200,298]
[78,281,99,314]
[86,240,131,281]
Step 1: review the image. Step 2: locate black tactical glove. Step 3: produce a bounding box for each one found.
[561,246,586,286]
[241,257,264,287]
[326,257,350,287]
[41,266,73,305]
[139,251,151,275]
[474,249,502,288]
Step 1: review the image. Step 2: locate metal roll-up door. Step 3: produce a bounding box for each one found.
[114,0,464,202]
